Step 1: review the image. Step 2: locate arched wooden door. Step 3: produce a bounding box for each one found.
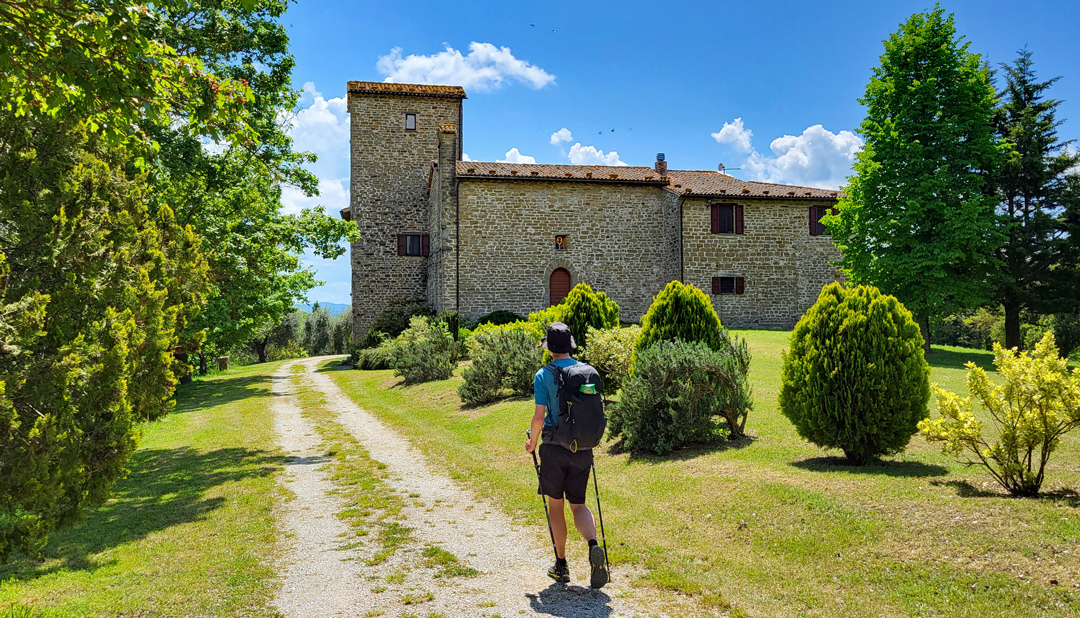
[550,268,571,306]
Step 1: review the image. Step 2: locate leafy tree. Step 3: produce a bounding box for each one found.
[779,283,930,465]
[303,304,332,356]
[920,332,1080,496]
[559,283,620,350]
[635,281,725,354]
[990,49,1080,349]
[247,309,304,363]
[827,6,1003,351]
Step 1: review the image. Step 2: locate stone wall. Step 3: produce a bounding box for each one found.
[681,197,843,329]
[454,180,680,322]
[349,91,462,341]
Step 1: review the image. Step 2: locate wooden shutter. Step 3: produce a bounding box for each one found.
[736,276,745,294]
[397,234,407,255]
[550,268,572,306]
[420,233,430,256]
[711,204,720,234]
[735,204,745,235]
[809,207,819,236]
[712,276,721,294]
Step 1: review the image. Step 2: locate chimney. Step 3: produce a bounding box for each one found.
[655,152,667,176]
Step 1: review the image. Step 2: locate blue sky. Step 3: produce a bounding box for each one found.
[282,0,1080,305]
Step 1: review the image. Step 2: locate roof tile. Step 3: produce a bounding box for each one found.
[454,162,667,184]
[347,81,467,99]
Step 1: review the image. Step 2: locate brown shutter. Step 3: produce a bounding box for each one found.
[712,277,721,294]
[809,207,819,236]
[736,276,745,294]
[397,234,407,255]
[420,233,430,256]
[711,204,720,234]
[735,204,745,234]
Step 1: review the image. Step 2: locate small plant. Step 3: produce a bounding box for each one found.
[919,332,1080,497]
[476,309,524,326]
[353,345,392,370]
[386,316,456,384]
[581,325,640,394]
[459,323,542,405]
[611,338,752,454]
[438,311,461,340]
[636,281,725,354]
[363,298,434,348]
[779,283,930,465]
[558,283,620,349]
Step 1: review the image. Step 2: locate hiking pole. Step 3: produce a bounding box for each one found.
[591,462,611,576]
[527,430,559,561]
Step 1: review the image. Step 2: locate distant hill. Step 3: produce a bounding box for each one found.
[295,302,350,317]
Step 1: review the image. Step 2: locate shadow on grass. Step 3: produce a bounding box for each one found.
[314,357,351,373]
[175,374,278,413]
[0,446,281,582]
[930,479,1080,506]
[614,435,755,464]
[926,346,996,372]
[791,456,949,478]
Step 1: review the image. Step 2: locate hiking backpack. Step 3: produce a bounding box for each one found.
[544,362,607,452]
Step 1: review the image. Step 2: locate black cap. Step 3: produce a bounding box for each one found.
[542,322,576,354]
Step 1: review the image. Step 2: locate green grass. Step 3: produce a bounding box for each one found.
[0,362,288,618]
[325,330,1080,618]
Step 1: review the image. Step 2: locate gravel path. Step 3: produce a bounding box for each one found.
[272,357,661,618]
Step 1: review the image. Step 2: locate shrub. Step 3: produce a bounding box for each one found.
[476,309,524,327]
[459,323,543,405]
[610,338,752,454]
[386,316,456,384]
[636,281,724,354]
[352,345,392,370]
[779,283,930,465]
[559,283,620,349]
[438,311,461,340]
[919,332,1080,497]
[362,298,433,348]
[581,325,640,394]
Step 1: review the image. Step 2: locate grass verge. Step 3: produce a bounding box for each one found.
[0,362,288,618]
[325,330,1080,618]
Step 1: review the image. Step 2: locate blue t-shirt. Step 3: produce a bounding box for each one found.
[534,357,580,427]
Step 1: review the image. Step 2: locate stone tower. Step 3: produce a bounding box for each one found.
[346,82,465,342]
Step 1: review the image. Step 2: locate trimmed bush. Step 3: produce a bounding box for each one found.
[362,298,434,348]
[386,316,456,384]
[779,283,930,465]
[636,281,724,353]
[920,332,1080,497]
[459,323,543,405]
[581,325,640,394]
[559,283,620,349]
[610,338,752,454]
[476,309,525,327]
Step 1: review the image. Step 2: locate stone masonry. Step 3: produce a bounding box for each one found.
[347,81,842,339]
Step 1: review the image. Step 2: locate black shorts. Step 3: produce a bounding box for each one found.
[538,442,593,504]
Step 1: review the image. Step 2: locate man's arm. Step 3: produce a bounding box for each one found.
[526,404,545,453]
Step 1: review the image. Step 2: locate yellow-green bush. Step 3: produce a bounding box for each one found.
[635,281,724,354]
[581,325,640,394]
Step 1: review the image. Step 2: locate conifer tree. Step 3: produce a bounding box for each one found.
[827,7,1003,351]
[991,49,1080,349]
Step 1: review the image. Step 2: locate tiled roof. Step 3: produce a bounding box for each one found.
[665,170,840,200]
[455,162,668,184]
[453,163,842,199]
[346,81,467,99]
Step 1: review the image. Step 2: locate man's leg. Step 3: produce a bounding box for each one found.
[548,497,568,559]
[568,502,597,541]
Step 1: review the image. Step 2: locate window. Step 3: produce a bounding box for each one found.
[711,276,745,295]
[397,233,429,256]
[710,203,744,234]
[809,206,835,236]
[405,113,417,131]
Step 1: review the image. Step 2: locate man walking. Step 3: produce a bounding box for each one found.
[524,322,608,588]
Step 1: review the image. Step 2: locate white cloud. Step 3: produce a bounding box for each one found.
[739,124,862,190]
[550,127,573,145]
[281,177,349,217]
[377,42,555,91]
[497,148,536,164]
[567,143,627,166]
[462,152,473,161]
[711,117,754,153]
[282,82,350,181]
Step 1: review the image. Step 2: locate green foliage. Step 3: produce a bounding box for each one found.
[931,307,1002,350]
[362,299,434,348]
[386,317,456,384]
[558,283,620,349]
[0,118,209,559]
[476,310,525,327]
[438,311,461,340]
[636,281,724,354]
[352,345,392,371]
[827,6,1003,330]
[302,304,333,356]
[920,332,1080,496]
[611,339,752,454]
[990,50,1080,348]
[779,283,931,465]
[580,326,640,394]
[459,324,544,406]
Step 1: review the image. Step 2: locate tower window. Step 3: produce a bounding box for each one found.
[397,233,429,256]
[405,113,417,131]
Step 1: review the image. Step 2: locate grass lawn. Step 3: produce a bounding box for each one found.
[325,330,1080,618]
[0,363,287,618]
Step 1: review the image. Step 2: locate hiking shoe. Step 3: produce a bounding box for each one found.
[589,544,608,589]
[548,561,570,583]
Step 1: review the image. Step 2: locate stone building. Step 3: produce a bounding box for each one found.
[345,81,842,341]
